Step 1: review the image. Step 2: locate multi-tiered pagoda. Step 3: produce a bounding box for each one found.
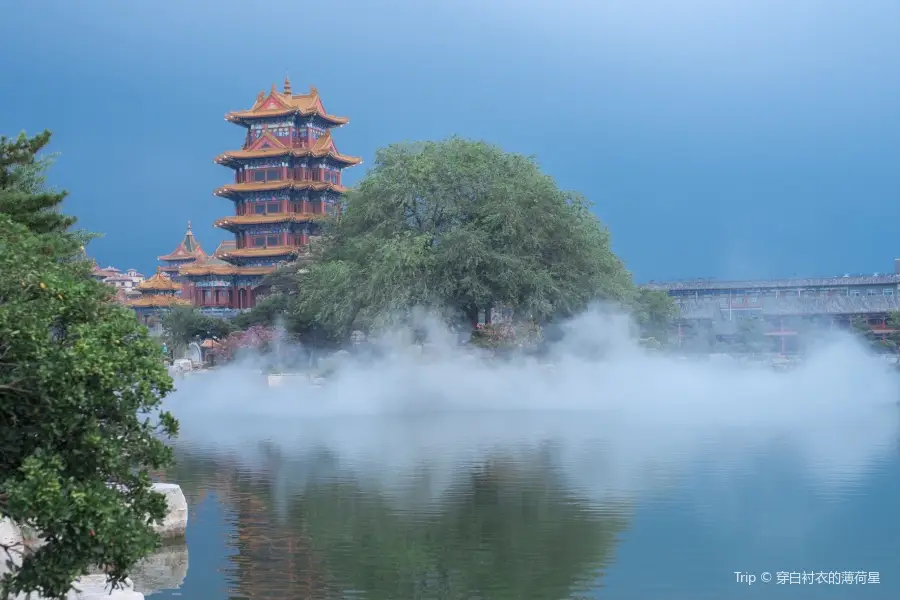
[181,78,360,313]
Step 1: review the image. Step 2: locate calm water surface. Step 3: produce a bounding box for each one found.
[143,408,900,599]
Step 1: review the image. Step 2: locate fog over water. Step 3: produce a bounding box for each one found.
[163,308,900,503]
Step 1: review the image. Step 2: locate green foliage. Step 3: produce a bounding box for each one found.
[633,288,676,344]
[160,305,235,352]
[737,316,769,353]
[261,137,642,341]
[0,131,178,599]
[852,312,900,354]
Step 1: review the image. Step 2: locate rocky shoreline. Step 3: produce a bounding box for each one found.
[2,483,188,600]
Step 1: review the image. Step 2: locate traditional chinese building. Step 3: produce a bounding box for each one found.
[159,221,207,281]
[128,267,191,329]
[179,241,245,319]
[181,78,361,313]
[644,263,900,353]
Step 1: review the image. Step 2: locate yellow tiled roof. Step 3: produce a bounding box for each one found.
[225,81,348,125]
[136,267,181,292]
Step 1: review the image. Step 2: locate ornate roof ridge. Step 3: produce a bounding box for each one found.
[158,221,208,261]
[136,266,181,292]
[224,83,349,125]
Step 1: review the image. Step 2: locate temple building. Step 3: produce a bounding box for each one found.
[159,222,207,281]
[644,263,900,353]
[180,78,361,313]
[128,267,191,330]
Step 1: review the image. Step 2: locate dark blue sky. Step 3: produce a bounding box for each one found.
[3,0,900,282]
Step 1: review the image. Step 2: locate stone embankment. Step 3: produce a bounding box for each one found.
[1,483,188,600]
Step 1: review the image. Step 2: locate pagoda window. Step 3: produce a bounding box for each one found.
[253,236,265,247]
[266,235,279,246]
[254,203,267,215]
[267,202,280,214]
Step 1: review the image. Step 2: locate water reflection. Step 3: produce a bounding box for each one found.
[131,543,188,596]
[147,405,900,600]
[164,437,627,600]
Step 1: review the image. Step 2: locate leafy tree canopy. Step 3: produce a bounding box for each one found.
[261,137,666,341]
[0,131,178,599]
[160,305,235,349]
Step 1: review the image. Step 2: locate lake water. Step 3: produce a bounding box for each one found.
[143,404,900,599]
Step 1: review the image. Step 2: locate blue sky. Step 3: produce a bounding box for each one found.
[2,0,900,282]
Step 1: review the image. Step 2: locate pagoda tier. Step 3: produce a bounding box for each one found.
[215,130,362,169]
[215,180,345,198]
[158,221,207,280]
[181,79,358,313]
[225,81,348,127]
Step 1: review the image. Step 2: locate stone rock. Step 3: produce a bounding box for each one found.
[65,575,143,600]
[7,575,143,600]
[1,518,24,581]
[129,543,188,596]
[150,483,188,539]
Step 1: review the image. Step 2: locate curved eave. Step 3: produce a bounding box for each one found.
[224,110,349,126]
[157,253,204,262]
[180,264,277,277]
[136,283,181,293]
[219,246,301,260]
[214,214,328,232]
[214,181,346,199]
[128,296,192,308]
[214,150,362,169]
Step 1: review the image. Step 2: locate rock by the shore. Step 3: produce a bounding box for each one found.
[3,483,185,599]
[6,574,143,600]
[61,575,143,600]
[1,518,24,581]
[150,483,188,539]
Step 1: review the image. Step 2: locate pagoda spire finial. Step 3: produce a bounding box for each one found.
[283,74,292,95]
[187,220,192,231]
[156,266,163,275]
[271,82,277,95]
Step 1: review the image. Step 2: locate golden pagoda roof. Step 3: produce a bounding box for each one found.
[137,267,181,292]
[128,295,192,308]
[215,130,362,167]
[158,221,207,262]
[214,213,327,231]
[218,246,300,259]
[225,80,349,126]
[179,263,276,277]
[214,180,345,198]
[178,241,276,276]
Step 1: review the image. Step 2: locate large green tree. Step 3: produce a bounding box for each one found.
[262,137,655,340]
[0,131,178,599]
